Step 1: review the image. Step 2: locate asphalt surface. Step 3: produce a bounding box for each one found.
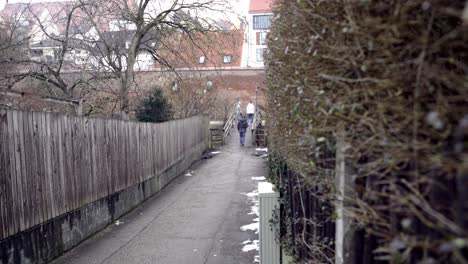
[51,128,266,264]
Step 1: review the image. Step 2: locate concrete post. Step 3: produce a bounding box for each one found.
[259,182,280,264]
[335,127,356,264]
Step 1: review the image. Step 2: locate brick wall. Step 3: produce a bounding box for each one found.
[3,69,266,118]
[212,73,266,104]
[134,69,266,114]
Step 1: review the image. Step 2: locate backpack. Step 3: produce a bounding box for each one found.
[239,119,248,129]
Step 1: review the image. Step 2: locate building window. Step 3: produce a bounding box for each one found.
[223,55,232,64]
[199,56,206,64]
[256,32,267,45]
[253,15,271,30]
[31,49,43,57]
[256,48,266,62]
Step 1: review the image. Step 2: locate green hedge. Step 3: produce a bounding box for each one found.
[266,1,468,263]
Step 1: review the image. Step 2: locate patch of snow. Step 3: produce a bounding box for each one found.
[193,248,198,252]
[241,191,260,234]
[243,190,258,198]
[211,151,221,154]
[184,170,195,177]
[240,223,259,232]
[242,239,260,263]
[242,239,259,252]
[258,182,275,194]
[114,220,124,225]
[251,176,266,181]
[249,205,259,216]
[241,187,261,261]
[255,148,268,152]
[243,191,260,217]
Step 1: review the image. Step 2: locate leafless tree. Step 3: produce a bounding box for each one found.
[166,76,217,119]
[78,0,235,118]
[213,93,235,121]
[0,2,97,99]
[0,8,31,83]
[1,0,241,117]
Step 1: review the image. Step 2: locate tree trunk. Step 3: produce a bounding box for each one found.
[119,33,141,120]
[119,75,130,120]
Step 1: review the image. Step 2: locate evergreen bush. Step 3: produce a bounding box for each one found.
[135,87,173,123]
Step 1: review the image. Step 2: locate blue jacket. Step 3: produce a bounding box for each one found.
[238,118,248,132]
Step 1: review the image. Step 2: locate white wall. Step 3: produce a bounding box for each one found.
[109,20,137,31]
[30,9,60,44]
[241,12,271,68]
[134,52,154,71]
[90,51,154,72]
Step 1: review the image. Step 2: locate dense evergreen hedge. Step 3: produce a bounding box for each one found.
[266,1,468,263]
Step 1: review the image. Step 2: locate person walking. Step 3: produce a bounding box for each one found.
[237,113,249,147]
[236,101,243,119]
[246,101,255,126]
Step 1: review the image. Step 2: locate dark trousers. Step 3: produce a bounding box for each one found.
[247,113,254,125]
[239,129,246,145]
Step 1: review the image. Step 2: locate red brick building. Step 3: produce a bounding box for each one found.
[151,29,266,110]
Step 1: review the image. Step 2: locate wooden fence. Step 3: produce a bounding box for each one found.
[0,109,209,240]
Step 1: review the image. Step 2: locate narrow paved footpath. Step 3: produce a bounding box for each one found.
[51,130,265,264]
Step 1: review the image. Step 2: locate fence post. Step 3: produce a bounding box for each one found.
[259,181,280,264]
[76,100,83,116]
[335,126,356,264]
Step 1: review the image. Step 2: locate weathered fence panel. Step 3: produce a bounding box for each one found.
[0,109,209,240]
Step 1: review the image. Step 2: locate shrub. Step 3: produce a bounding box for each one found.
[266,0,468,263]
[135,87,173,123]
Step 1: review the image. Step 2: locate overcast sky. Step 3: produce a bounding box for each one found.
[0,0,250,17]
[0,0,57,10]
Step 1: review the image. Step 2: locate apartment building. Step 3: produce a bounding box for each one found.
[241,0,273,68]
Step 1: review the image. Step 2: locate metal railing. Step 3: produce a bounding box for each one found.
[251,110,262,134]
[209,112,236,148]
[223,112,236,141]
[251,110,267,147]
